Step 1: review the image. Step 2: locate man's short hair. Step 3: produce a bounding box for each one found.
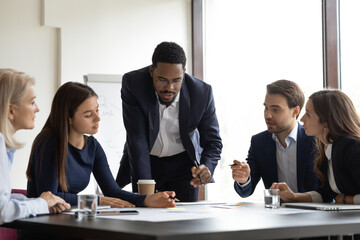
[152,42,186,69]
[266,80,305,116]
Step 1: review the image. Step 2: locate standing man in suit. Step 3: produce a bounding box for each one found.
[231,80,318,198]
[116,42,222,202]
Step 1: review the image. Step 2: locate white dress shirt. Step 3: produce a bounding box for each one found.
[150,92,185,157]
[273,121,298,193]
[308,144,360,204]
[0,133,49,224]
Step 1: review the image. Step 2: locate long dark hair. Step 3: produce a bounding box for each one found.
[27,82,97,192]
[310,89,360,184]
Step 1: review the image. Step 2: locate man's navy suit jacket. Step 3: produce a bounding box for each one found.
[116,66,222,191]
[234,124,318,197]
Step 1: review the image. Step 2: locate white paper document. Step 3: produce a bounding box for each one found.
[94,202,312,222]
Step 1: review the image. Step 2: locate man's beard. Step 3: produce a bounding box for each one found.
[267,124,291,134]
[159,90,177,107]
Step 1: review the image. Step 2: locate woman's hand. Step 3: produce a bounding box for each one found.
[335,194,354,204]
[335,194,345,204]
[49,204,69,214]
[39,191,71,213]
[99,196,135,208]
[143,191,176,208]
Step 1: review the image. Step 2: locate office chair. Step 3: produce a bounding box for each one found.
[0,189,27,240]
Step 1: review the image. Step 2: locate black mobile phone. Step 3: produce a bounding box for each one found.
[96,210,139,215]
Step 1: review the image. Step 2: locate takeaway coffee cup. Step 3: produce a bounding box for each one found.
[137,179,156,195]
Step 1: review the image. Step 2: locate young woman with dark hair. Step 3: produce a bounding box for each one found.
[27,82,176,208]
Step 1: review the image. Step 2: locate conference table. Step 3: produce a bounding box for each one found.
[3,202,360,240]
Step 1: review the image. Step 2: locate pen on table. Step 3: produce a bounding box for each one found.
[29,213,54,218]
[193,160,204,185]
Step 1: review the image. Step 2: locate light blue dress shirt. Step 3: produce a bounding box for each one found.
[272,122,298,193]
[238,122,299,192]
[0,133,48,224]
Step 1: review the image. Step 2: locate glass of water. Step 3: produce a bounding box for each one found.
[264,189,280,209]
[77,194,97,219]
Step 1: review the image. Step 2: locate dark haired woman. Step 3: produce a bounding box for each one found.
[27,82,176,208]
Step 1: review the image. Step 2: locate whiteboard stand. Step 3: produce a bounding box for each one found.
[84,74,123,84]
[83,74,132,194]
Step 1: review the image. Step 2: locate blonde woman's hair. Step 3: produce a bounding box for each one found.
[0,69,35,149]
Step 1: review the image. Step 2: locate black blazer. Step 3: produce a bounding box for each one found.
[234,124,318,197]
[317,136,360,202]
[116,67,222,190]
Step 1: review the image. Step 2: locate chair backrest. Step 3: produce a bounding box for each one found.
[0,227,17,240]
[11,189,27,196]
[0,189,27,240]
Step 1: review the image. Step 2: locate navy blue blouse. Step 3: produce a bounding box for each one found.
[27,135,146,206]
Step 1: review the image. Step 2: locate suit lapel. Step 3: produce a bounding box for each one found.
[147,77,159,149]
[296,124,305,189]
[267,133,278,182]
[179,82,195,161]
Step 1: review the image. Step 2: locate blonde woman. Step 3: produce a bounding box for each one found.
[0,69,70,224]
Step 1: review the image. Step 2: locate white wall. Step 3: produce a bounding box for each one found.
[0,0,192,189]
[0,0,58,189]
[43,0,193,83]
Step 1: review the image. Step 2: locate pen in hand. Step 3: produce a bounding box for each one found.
[230,161,247,167]
[169,196,180,202]
[155,190,180,202]
[193,160,204,185]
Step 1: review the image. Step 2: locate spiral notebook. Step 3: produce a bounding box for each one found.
[282,202,360,211]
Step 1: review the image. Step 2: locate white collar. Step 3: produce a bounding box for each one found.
[272,121,299,144]
[325,144,332,160]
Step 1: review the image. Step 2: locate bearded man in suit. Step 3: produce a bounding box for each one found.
[116,42,222,202]
[231,80,318,198]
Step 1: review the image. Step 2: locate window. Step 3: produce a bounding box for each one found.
[340,0,360,112]
[204,0,323,202]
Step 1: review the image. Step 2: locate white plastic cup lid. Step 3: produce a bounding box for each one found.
[137,179,156,184]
